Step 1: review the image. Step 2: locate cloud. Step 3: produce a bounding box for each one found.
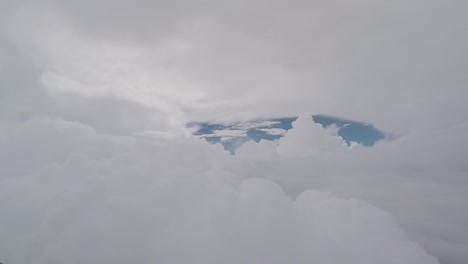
[257,128,287,136]
[3,0,468,132]
[1,0,468,263]
[234,116,468,263]
[0,118,438,264]
[204,129,247,142]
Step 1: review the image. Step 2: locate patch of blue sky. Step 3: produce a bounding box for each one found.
[189,115,387,154]
[312,115,386,147]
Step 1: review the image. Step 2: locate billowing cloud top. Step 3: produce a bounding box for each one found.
[0,117,440,264]
[1,0,468,263]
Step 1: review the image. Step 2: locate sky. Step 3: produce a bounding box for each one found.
[191,115,387,153]
[1,0,468,263]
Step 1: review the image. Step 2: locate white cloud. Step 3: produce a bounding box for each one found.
[234,117,468,263]
[200,129,247,143]
[232,120,282,130]
[4,0,468,132]
[1,1,468,263]
[0,118,438,264]
[257,128,287,136]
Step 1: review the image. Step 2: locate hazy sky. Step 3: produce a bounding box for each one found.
[1,1,467,263]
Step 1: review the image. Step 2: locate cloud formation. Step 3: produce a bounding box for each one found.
[2,0,467,131]
[0,117,438,264]
[1,0,468,263]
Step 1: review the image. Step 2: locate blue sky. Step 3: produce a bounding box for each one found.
[190,115,387,153]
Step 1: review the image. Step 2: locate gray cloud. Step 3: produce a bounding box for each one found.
[0,118,439,264]
[234,116,468,263]
[1,0,468,263]
[3,0,468,131]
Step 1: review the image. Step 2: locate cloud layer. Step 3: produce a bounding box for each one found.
[2,0,467,131]
[1,0,468,263]
[0,117,438,264]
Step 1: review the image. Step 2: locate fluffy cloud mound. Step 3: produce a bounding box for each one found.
[0,118,438,264]
[2,0,468,263]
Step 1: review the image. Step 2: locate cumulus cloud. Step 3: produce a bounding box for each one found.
[234,116,468,264]
[0,118,438,264]
[1,0,468,263]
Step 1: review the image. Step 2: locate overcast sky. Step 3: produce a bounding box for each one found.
[1,0,468,264]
